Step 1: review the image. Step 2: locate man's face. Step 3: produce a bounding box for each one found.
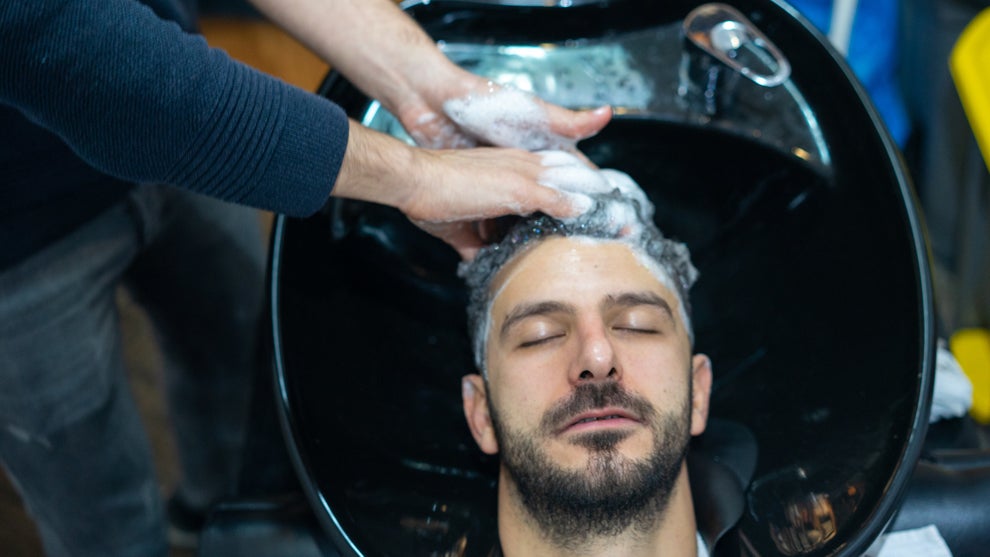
[462,237,712,539]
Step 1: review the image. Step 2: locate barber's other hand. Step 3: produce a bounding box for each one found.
[250,0,609,153]
[332,121,594,260]
[394,70,612,155]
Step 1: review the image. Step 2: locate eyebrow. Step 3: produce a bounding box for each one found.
[499,301,575,341]
[603,291,675,322]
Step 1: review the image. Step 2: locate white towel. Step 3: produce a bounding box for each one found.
[930,340,974,423]
[863,525,953,557]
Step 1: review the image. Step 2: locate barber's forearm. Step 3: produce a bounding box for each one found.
[330,119,418,212]
[331,120,589,222]
[245,0,461,114]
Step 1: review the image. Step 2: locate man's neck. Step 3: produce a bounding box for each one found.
[496,466,699,557]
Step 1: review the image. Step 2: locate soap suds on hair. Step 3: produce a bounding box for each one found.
[459,167,699,372]
[537,151,611,196]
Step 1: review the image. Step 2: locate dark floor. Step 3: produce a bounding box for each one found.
[0,289,194,557]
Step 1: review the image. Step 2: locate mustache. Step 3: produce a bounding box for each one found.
[540,382,657,434]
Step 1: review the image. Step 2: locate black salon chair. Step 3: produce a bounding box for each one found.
[202,1,990,556]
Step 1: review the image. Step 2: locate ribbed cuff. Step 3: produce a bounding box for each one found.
[240,83,349,217]
[166,59,349,217]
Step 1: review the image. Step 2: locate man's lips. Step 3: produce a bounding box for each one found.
[559,407,642,434]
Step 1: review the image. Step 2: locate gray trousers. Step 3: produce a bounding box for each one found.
[0,185,264,556]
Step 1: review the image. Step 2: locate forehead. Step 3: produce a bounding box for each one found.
[489,237,681,316]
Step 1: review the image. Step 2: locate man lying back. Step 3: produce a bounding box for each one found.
[458,161,714,557]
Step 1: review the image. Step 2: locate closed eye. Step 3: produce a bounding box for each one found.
[609,302,671,336]
[518,334,565,349]
[613,326,660,335]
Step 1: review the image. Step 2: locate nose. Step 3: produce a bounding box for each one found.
[572,320,620,383]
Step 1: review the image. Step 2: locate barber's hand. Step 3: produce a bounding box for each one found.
[332,121,596,260]
[403,148,595,260]
[393,69,612,156]
[249,0,609,151]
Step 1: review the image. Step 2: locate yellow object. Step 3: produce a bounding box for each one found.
[950,328,990,423]
[950,8,990,172]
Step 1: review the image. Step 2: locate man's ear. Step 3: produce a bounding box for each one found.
[462,374,499,455]
[689,354,713,436]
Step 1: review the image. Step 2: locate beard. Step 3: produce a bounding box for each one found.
[487,380,691,550]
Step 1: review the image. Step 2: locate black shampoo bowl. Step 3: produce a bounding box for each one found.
[267,1,934,556]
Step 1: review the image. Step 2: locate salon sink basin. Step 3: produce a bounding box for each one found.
[267,1,934,556]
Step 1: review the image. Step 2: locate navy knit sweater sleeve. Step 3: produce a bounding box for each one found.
[0,0,349,217]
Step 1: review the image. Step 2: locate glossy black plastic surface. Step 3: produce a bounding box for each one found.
[270,1,934,556]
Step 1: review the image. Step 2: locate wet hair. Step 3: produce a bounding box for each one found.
[458,179,699,372]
